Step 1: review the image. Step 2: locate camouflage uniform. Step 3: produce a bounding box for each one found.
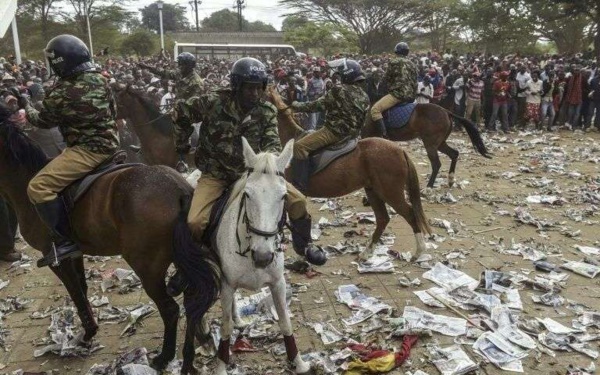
[176,89,309,241]
[371,56,418,121]
[291,84,370,159]
[26,72,119,204]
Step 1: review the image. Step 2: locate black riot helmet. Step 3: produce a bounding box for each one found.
[230,57,268,92]
[44,35,94,78]
[394,42,410,56]
[328,58,365,84]
[177,52,196,68]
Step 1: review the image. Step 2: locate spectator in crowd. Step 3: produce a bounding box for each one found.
[540,71,557,131]
[587,72,600,131]
[516,65,531,129]
[465,72,484,125]
[488,71,511,132]
[416,75,433,104]
[524,70,543,129]
[564,65,584,129]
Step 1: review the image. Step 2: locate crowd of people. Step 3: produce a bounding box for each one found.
[0,44,598,263]
[1,48,599,135]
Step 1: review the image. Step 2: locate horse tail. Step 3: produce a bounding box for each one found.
[403,149,432,235]
[172,195,221,343]
[444,109,492,159]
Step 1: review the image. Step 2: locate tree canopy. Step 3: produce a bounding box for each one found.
[200,8,276,32]
[140,2,189,33]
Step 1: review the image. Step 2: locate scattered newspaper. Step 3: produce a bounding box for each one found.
[403,306,467,336]
[473,332,526,372]
[429,345,478,375]
[423,262,478,291]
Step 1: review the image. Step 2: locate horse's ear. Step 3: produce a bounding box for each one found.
[276,139,294,173]
[241,136,257,168]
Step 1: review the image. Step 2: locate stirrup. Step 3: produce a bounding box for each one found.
[37,248,82,268]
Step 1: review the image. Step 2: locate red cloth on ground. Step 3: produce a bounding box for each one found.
[394,335,419,366]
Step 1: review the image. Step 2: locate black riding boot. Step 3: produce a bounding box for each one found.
[291,158,311,193]
[34,198,82,268]
[289,216,327,266]
[374,119,387,138]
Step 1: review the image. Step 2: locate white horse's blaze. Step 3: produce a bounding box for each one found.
[215,139,310,375]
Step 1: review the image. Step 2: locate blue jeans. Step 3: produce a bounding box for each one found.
[585,101,600,128]
[488,102,508,130]
[566,103,582,126]
[540,101,555,127]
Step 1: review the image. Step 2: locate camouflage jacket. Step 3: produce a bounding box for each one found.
[385,57,418,101]
[151,68,204,99]
[25,72,119,155]
[292,84,370,138]
[178,89,280,183]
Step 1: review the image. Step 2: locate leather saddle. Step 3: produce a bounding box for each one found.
[201,188,232,250]
[63,150,142,209]
[298,132,359,175]
[383,102,417,129]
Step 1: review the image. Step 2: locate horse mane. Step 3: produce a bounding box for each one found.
[227,152,280,208]
[0,121,49,171]
[126,87,174,137]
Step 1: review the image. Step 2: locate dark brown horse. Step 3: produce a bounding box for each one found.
[112,85,180,168]
[0,123,219,374]
[362,103,491,188]
[267,87,431,261]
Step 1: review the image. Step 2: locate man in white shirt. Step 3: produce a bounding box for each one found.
[416,75,433,103]
[524,70,543,129]
[452,73,466,117]
[516,65,531,129]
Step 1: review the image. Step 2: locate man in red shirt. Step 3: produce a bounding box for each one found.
[486,71,511,132]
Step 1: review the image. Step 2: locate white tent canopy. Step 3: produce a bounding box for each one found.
[0,0,17,38]
[0,0,21,64]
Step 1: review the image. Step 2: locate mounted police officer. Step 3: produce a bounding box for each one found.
[289,59,370,192]
[369,42,418,137]
[172,57,327,284]
[22,34,119,268]
[138,53,203,164]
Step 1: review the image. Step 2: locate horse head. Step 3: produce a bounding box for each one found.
[240,136,293,268]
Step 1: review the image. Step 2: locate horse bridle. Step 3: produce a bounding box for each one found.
[235,169,287,260]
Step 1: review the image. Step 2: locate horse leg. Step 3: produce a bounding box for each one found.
[181,318,199,375]
[232,295,245,328]
[359,189,390,262]
[134,267,179,371]
[216,283,235,375]
[438,141,459,187]
[50,258,98,342]
[271,280,311,374]
[425,147,442,189]
[376,186,427,261]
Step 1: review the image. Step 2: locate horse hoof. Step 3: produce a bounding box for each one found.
[421,187,433,197]
[151,354,169,371]
[181,364,199,375]
[297,367,316,375]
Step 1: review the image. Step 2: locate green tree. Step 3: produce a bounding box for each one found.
[140,2,189,33]
[415,0,462,52]
[283,20,358,55]
[547,0,599,57]
[278,0,422,53]
[200,8,276,32]
[18,0,62,43]
[120,29,157,56]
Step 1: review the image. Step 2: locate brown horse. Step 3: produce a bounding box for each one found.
[0,123,219,374]
[267,87,431,261]
[362,103,491,188]
[112,84,180,168]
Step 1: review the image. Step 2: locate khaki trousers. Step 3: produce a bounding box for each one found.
[293,127,341,160]
[187,175,308,242]
[465,98,481,124]
[27,146,111,204]
[370,94,400,121]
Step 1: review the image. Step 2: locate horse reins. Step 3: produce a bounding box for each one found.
[235,169,287,259]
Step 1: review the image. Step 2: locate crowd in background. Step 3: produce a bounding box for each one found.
[1,48,599,134]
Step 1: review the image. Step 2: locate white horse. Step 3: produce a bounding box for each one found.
[211,138,312,374]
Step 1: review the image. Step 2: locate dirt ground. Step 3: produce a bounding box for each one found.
[1,128,599,375]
